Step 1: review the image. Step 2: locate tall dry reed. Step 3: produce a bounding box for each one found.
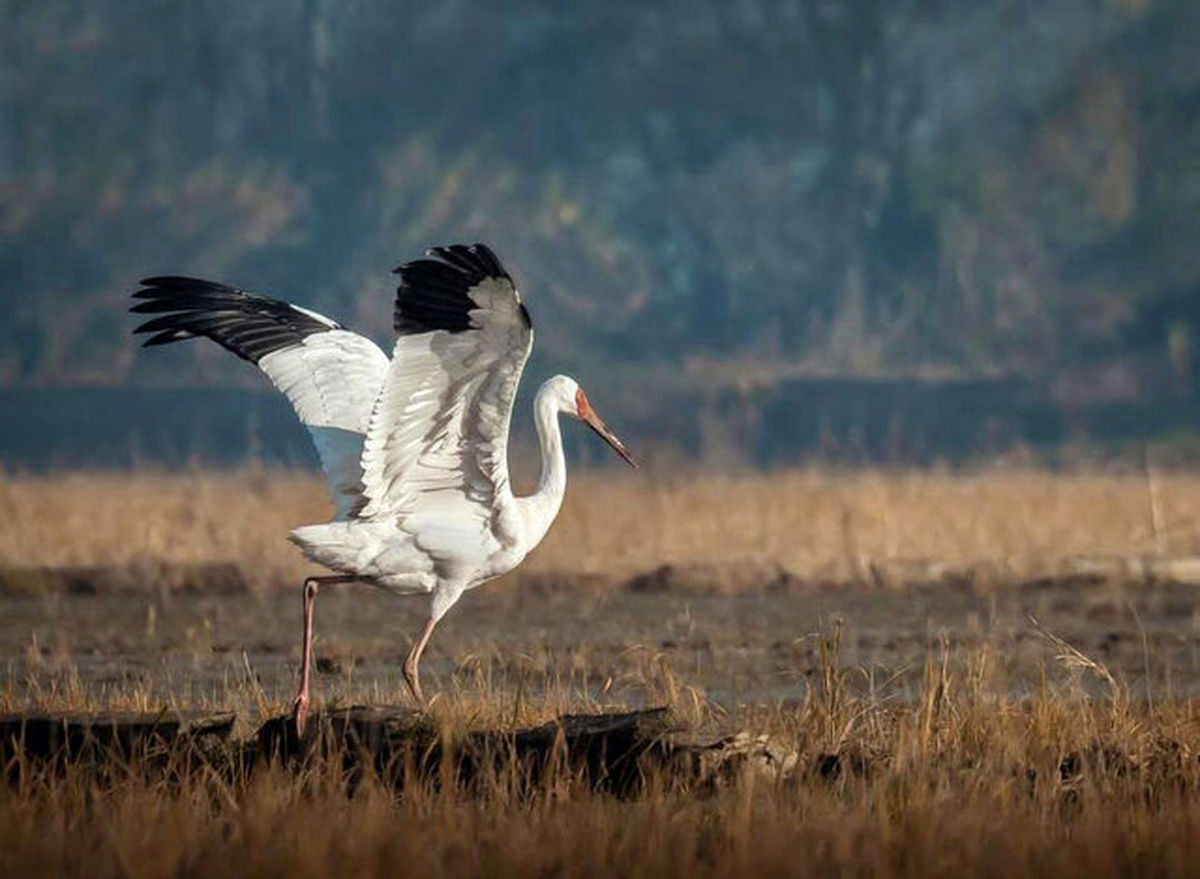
[2,468,1197,587]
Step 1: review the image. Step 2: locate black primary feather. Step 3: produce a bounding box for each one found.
[393,243,530,335]
[130,276,339,364]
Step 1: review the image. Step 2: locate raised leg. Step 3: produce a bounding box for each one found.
[402,617,437,708]
[291,575,355,737]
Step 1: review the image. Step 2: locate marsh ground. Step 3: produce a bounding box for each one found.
[3,469,1200,876]
[5,574,1200,718]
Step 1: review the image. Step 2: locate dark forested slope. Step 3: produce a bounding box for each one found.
[3,0,1198,462]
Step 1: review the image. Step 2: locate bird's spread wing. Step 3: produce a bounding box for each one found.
[131,277,389,518]
[358,244,533,561]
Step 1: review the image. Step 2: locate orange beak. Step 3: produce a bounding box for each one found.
[576,389,637,468]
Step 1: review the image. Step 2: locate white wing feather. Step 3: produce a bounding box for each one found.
[131,277,389,519]
[258,330,388,433]
[358,275,532,563]
[257,331,390,517]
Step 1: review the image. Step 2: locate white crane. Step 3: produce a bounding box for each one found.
[132,243,636,733]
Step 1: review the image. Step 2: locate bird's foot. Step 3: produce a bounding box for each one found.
[291,692,311,739]
[402,664,427,710]
[409,686,428,710]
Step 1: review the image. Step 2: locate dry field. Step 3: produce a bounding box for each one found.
[3,466,1199,585]
[3,467,1200,876]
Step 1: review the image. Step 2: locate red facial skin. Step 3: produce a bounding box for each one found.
[573,386,637,468]
[575,387,592,420]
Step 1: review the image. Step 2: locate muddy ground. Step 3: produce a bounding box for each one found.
[4,565,1199,713]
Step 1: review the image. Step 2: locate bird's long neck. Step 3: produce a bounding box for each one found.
[517,387,568,549]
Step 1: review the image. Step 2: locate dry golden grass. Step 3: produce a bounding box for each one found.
[3,633,1200,878]
[4,468,1200,875]
[2,467,1199,588]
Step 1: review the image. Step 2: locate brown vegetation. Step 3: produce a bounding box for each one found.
[2,467,1198,590]
[3,468,1200,875]
[3,633,1200,877]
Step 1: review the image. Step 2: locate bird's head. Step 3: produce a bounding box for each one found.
[545,375,637,468]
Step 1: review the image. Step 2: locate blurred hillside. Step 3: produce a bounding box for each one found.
[3,0,1199,466]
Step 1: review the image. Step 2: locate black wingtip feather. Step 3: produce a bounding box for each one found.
[394,242,523,336]
[130,276,340,363]
[142,329,194,347]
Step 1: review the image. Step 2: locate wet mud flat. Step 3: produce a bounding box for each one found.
[4,563,1200,708]
[5,565,1200,878]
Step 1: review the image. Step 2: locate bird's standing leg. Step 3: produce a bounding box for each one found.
[291,574,355,737]
[402,617,437,707]
[291,578,320,736]
[402,586,461,709]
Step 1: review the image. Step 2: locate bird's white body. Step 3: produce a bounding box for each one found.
[288,375,574,619]
[132,243,634,723]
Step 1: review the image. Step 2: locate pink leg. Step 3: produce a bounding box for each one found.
[291,575,355,737]
[402,617,437,708]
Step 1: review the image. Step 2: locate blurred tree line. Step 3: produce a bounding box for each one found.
[2,0,1198,431]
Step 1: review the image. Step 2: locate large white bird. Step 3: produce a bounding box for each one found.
[132,243,635,733]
